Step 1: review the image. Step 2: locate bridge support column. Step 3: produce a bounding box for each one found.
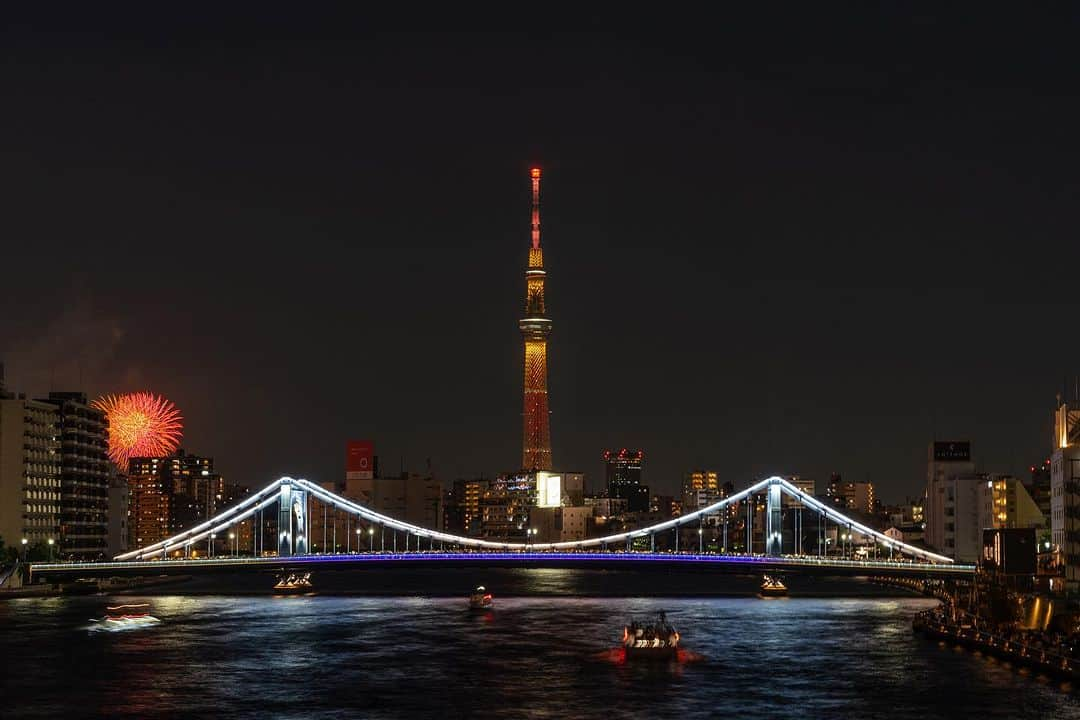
[278,483,309,556]
[766,478,782,557]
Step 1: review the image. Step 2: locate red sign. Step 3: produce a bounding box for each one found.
[346,440,374,480]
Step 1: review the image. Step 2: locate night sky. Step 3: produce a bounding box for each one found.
[3,7,1079,502]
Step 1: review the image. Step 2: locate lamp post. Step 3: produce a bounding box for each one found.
[229,532,236,557]
[21,537,27,562]
[698,526,703,554]
[368,526,374,552]
[47,538,55,561]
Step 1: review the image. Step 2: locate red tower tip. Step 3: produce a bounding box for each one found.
[530,167,541,178]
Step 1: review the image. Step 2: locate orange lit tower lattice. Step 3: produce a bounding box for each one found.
[520,167,553,470]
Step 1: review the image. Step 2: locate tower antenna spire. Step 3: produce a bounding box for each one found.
[530,167,541,250]
[520,167,553,471]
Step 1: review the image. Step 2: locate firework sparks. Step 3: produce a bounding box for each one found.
[92,392,183,468]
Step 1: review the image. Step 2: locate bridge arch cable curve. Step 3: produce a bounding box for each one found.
[114,475,951,564]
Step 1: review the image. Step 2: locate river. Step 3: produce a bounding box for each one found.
[1,569,1076,718]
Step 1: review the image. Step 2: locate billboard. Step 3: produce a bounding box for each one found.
[536,471,562,508]
[346,440,374,480]
[933,441,971,462]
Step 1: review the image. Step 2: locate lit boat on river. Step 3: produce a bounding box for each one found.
[468,586,493,610]
[273,572,313,594]
[90,604,161,631]
[623,611,679,660]
[759,575,789,597]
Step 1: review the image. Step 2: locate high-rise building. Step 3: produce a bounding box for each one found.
[650,495,680,519]
[106,468,129,559]
[1050,395,1080,593]
[38,392,109,560]
[1025,458,1053,520]
[924,441,982,561]
[480,472,535,541]
[126,448,224,553]
[127,456,170,550]
[682,470,720,513]
[158,449,221,534]
[604,450,648,512]
[979,474,1045,530]
[0,393,60,552]
[444,478,490,535]
[520,168,553,471]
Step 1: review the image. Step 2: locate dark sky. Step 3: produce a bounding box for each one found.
[2,6,1079,502]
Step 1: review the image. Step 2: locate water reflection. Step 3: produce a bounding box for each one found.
[1,592,1078,719]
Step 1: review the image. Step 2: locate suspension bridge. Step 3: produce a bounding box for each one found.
[30,475,974,580]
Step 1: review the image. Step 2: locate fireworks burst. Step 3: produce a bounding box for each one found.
[92,392,183,468]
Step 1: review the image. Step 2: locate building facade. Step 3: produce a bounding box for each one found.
[345,471,443,533]
[1025,458,1052,520]
[126,449,226,553]
[106,469,129,559]
[604,449,648,512]
[40,392,109,559]
[924,441,982,561]
[0,394,60,552]
[444,478,490,536]
[127,456,170,550]
[825,474,875,515]
[1049,396,1080,593]
[980,474,1045,530]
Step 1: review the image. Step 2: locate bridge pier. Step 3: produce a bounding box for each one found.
[766,478,782,557]
[278,483,309,556]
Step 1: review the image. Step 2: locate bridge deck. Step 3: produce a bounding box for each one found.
[31,552,975,580]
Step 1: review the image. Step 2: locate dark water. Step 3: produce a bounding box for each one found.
[2,571,1078,719]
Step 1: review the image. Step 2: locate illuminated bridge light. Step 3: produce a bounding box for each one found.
[90,475,961,569]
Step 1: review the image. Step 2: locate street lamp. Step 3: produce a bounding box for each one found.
[21,538,27,561]
[47,538,55,561]
[367,526,374,552]
[229,532,236,557]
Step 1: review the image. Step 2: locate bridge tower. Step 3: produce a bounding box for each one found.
[278,481,309,556]
[766,477,783,556]
[520,167,553,470]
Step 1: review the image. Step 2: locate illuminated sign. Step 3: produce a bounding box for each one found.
[346,440,374,480]
[536,472,562,508]
[933,441,970,462]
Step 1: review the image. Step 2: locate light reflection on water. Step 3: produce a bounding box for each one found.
[1,573,1078,719]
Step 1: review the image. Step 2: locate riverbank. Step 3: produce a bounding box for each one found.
[0,574,193,599]
[913,608,1079,683]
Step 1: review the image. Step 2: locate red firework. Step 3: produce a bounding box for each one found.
[92,392,184,467]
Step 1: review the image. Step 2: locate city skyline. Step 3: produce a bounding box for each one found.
[2,9,1078,501]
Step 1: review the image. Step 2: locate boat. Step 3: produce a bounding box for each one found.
[759,575,788,597]
[623,611,680,660]
[91,604,161,631]
[273,572,313,594]
[468,585,493,610]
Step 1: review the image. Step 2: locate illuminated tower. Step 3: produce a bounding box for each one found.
[520,168,553,470]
